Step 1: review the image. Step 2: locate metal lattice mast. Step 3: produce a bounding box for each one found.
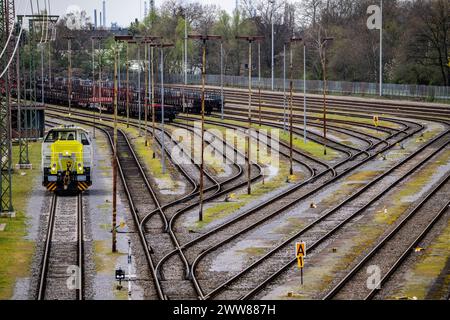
[0,0,15,213]
[17,17,29,166]
[28,19,37,142]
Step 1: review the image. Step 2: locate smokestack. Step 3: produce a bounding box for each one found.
[150,0,155,13]
[102,0,106,27]
[99,12,102,29]
[94,9,97,29]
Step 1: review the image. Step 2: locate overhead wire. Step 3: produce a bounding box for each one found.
[0,0,27,60]
[0,0,30,77]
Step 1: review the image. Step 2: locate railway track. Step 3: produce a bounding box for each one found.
[44,100,447,301]
[200,131,449,300]
[37,194,84,300]
[168,84,450,120]
[46,112,263,299]
[323,175,450,300]
[45,102,422,297]
[158,115,428,300]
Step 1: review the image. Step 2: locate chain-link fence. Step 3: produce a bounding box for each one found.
[166,74,450,103]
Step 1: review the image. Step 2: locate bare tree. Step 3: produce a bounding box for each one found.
[412,0,449,85]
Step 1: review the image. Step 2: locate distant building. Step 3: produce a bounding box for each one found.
[110,23,128,36]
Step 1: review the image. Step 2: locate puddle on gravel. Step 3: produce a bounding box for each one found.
[210,239,272,272]
[154,178,187,195]
[217,165,233,178]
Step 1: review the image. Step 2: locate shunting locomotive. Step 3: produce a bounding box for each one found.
[42,125,93,193]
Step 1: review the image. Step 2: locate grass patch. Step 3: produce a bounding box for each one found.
[391,220,450,300]
[237,247,267,256]
[93,240,124,274]
[0,142,41,299]
[273,217,306,236]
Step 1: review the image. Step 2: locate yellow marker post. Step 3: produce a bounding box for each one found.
[373,116,379,127]
[373,116,380,135]
[296,242,306,285]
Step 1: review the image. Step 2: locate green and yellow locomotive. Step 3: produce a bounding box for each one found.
[42,125,93,193]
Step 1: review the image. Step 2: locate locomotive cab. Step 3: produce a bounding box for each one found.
[42,125,94,193]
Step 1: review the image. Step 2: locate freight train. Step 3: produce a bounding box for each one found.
[35,78,223,120]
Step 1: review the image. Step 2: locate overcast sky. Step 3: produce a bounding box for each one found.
[16,0,238,27]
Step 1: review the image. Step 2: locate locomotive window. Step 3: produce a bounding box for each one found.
[81,133,90,146]
[45,131,77,142]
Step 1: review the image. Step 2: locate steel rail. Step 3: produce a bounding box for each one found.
[323,174,450,300]
[365,199,450,300]
[240,134,449,300]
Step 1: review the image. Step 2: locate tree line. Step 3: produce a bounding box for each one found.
[24,0,449,87]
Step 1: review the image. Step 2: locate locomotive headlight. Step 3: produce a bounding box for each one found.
[51,163,57,173]
[77,162,84,174]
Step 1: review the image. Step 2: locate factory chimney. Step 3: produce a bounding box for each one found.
[102,0,106,28]
[99,12,102,29]
[150,0,155,14]
[94,9,98,29]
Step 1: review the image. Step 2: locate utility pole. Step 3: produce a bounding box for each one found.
[147,42,151,147]
[258,41,262,127]
[283,43,287,132]
[137,39,142,136]
[220,41,224,120]
[320,37,334,156]
[16,32,29,167]
[48,41,51,89]
[91,37,96,138]
[126,43,130,128]
[303,42,307,144]
[66,37,74,118]
[115,36,160,143]
[112,44,118,253]
[118,45,121,117]
[114,36,134,127]
[150,43,156,158]
[379,0,383,96]
[159,42,175,174]
[92,36,104,128]
[184,12,188,113]
[98,37,103,122]
[236,35,264,196]
[288,37,302,177]
[188,34,222,222]
[40,43,44,107]
[144,44,148,146]
[270,0,275,91]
